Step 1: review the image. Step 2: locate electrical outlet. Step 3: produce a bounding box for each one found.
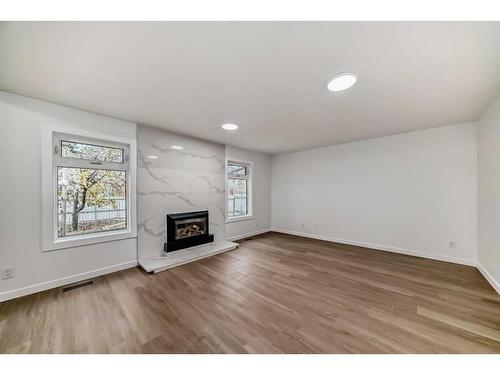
[1,266,15,280]
[449,241,456,249]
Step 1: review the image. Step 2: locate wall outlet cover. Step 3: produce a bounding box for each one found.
[1,266,15,280]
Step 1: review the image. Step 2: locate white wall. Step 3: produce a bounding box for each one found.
[477,95,500,293]
[0,92,137,302]
[271,122,478,265]
[137,125,226,260]
[225,146,272,240]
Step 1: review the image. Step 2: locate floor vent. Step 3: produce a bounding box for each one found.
[62,280,94,292]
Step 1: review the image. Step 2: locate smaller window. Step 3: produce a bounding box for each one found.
[227,161,251,219]
[61,140,124,163]
[227,164,247,176]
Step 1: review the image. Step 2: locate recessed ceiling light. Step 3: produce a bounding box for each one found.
[327,73,357,92]
[171,145,184,150]
[221,123,239,131]
[147,155,159,159]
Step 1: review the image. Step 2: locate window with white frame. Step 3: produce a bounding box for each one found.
[53,133,130,239]
[227,160,252,219]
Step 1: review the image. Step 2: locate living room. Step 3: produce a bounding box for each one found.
[1,2,500,371]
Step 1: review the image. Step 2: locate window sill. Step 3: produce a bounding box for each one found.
[226,215,255,224]
[43,229,137,252]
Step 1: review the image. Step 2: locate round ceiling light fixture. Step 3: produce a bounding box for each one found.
[327,72,357,92]
[171,145,184,150]
[221,123,239,131]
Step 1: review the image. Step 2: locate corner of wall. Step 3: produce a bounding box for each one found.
[476,94,500,295]
[477,262,500,295]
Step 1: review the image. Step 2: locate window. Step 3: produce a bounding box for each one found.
[54,134,129,238]
[61,140,124,163]
[42,126,136,251]
[226,160,252,220]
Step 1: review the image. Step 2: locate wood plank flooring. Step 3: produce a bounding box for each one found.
[1,232,500,353]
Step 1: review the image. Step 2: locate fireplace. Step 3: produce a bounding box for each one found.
[164,210,214,253]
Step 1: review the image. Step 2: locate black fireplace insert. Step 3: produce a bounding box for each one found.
[164,210,214,253]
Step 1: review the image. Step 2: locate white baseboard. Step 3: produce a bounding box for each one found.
[477,262,500,295]
[0,260,137,303]
[227,229,271,242]
[271,228,477,267]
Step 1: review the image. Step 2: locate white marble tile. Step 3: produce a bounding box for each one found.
[137,125,225,260]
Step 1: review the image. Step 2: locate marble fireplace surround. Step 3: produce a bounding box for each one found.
[137,125,237,272]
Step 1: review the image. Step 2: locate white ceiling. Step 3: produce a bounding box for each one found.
[1,22,499,154]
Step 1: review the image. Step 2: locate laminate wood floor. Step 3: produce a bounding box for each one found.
[1,232,500,353]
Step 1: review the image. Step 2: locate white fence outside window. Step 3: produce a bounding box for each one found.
[59,197,126,224]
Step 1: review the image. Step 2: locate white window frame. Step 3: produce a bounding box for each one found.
[225,159,254,223]
[41,124,137,252]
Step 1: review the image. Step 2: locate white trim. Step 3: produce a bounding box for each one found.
[271,228,477,266]
[227,229,271,241]
[477,262,500,295]
[0,261,137,303]
[226,215,254,223]
[41,123,137,251]
[49,232,138,251]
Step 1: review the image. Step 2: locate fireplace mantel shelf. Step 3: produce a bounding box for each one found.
[139,240,239,273]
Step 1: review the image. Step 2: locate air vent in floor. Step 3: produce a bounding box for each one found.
[62,280,94,292]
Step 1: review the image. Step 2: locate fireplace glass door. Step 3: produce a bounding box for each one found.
[174,217,207,240]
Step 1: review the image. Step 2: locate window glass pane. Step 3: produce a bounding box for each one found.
[227,163,247,176]
[57,167,127,237]
[227,178,247,217]
[61,140,124,163]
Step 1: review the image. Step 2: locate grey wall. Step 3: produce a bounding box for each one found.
[137,125,225,261]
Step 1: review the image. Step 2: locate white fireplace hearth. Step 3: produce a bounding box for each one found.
[139,240,238,273]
